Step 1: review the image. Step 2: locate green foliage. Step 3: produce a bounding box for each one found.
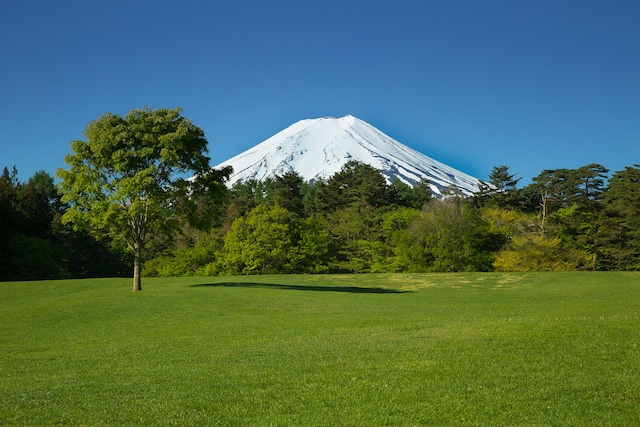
[0,167,21,276]
[203,205,335,275]
[321,201,505,274]
[494,234,589,271]
[271,170,306,216]
[599,165,640,270]
[56,107,230,290]
[324,204,383,272]
[218,204,295,274]
[476,165,522,209]
[58,107,212,241]
[480,206,533,238]
[10,156,640,279]
[391,177,433,208]
[227,179,272,218]
[53,226,131,278]
[314,160,399,212]
[544,164,608,270]
[144,161,640,276]
[5,235,63,280]
[379,207,425,272]
[0,167,129,280]
[421,201,504,272]
[0,166,55,244]
[289,214,332,273]
[16,170,58,238]
[483,203,590,272]
[142,234,222,277]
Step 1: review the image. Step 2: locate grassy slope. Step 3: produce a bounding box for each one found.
[1,273,639,426]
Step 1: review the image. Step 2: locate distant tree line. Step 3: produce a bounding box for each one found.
[474,164,640,271]
[143,160,640,276]
[2,160,639,281]
[0,166,130,281]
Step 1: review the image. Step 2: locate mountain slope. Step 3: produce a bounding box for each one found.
[213,115,480,197]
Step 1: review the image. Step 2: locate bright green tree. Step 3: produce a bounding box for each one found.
[380,206,426,272]
[217,204,332,275]
[290,214,332,273]
[57,107,230,291]
[219,204,295,274]
[493,234,588,271]
[420,200,503,272]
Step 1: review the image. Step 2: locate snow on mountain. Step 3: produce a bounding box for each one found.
[212,115,480,198]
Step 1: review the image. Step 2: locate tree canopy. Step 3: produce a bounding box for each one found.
[56,107,231,290]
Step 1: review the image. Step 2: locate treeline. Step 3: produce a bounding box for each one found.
[144,161,640,276]
[475,164,640,271]
[0,167,130,281]
[2,161,639,281]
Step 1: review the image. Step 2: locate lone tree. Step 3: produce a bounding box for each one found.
[57,107,231,291]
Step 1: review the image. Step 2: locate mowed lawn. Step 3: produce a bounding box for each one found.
[1,273,639,426]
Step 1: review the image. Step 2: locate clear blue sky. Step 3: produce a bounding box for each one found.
[1,0,638,185]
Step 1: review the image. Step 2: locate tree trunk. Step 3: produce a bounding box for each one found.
[540,190,548,233]
[133,242,142,291]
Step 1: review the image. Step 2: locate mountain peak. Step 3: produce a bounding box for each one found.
[213,116,480,198]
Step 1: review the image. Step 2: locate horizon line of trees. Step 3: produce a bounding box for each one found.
[0,166,130,281]
[2,160,640,281]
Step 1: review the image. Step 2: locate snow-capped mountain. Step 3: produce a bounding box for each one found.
[213,115,480,198]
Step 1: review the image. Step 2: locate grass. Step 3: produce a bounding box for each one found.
[1,272,639,426]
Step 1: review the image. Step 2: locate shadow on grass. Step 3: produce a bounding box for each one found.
[190,282,410,294]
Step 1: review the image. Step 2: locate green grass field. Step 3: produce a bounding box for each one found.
[1,273,639,426]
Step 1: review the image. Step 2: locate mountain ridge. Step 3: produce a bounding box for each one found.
[212,115,480,198]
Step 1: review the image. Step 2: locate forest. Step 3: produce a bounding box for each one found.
[2,160,639,281]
